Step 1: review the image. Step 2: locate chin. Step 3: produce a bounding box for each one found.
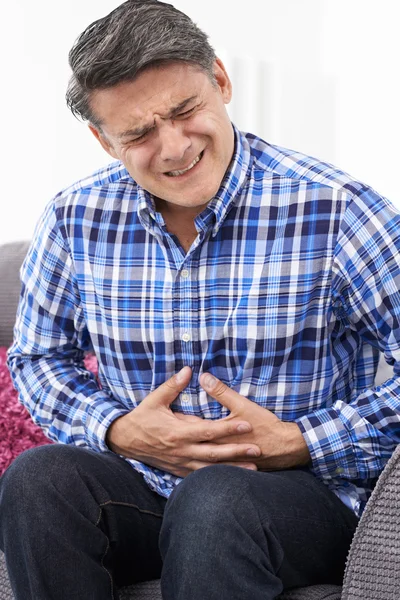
[185,183,222,206]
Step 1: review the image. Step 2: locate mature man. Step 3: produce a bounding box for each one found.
[1,1,400,599]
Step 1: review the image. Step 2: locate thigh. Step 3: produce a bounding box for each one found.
[161,465,358,592]
[0,444,167,586]
[244,467,359,588]
[78,447,168,585]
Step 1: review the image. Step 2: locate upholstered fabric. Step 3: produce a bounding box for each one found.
[278,588,341,600]
[0,552,12,600]
[0,241,30,347]
[341,444,400,599]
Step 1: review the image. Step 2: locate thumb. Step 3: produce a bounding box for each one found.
[145,366,192,408]
[200,372,244,412]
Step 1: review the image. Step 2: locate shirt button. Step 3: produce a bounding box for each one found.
[335,467,344,475]
[181,269,189,278]
[181,393,190,403]
[181,333,191,342]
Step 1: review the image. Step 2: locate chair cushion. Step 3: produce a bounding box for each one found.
[0,551,12,600]
[278,585,341,599]
[119,580,162,599]
[118,580,341,599]
[0,241,30,347]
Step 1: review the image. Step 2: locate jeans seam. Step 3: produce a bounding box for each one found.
[95,500,163,598]
[96,506,115,600]
[99,499,164,519]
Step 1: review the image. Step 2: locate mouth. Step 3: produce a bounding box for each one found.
[165,151,204,177]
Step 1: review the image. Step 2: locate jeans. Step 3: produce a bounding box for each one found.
[0,444,358,600]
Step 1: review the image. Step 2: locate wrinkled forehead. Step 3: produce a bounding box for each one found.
[89,62,212,134]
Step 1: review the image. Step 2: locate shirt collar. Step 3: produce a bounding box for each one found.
[200,124,253,236]
[136,124,253,235]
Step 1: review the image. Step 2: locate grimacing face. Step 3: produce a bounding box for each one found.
[89,59,235,211]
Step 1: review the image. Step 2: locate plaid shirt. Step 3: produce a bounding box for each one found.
[8,126,400,517]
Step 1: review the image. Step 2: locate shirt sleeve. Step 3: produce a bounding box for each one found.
[7,199,130,452]
[297,186,400,482]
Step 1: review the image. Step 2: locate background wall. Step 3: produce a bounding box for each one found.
[1,0,399,244]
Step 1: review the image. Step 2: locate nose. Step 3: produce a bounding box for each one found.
[158,120,191,162]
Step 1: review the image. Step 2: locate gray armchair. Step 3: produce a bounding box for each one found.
[0,240,399,600]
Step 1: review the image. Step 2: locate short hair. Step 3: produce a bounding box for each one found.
[66,0,217,128]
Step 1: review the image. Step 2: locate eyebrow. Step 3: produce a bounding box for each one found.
[117,96,198,140]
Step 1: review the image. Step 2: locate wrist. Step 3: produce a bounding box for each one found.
[106,415,126,453]
[281,422,311,468]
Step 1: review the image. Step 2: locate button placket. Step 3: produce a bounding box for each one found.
[174,256,200,409]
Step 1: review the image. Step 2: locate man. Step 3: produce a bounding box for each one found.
[1,1,400,598]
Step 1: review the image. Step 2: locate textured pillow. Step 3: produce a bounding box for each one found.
[0,240,31,347]
[0,348,98,476]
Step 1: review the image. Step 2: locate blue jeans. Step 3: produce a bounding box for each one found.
[0,444,358,599]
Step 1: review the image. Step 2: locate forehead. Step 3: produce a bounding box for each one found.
[90,63,210,136]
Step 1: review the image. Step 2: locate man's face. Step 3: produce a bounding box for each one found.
[89,60,235,209]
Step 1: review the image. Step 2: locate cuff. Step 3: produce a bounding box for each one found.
[296,404,358,479]
[82,391,130,452]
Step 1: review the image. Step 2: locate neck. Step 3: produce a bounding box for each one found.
[155,198,207,253]
[155,198,209,221]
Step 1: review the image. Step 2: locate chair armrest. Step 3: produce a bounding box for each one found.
[341,444,400,599]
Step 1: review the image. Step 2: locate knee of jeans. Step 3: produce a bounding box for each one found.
[164,465,249,527]
[0,444,83,507]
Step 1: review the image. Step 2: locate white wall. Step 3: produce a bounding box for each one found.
[1,1,399,244]
[322,1,400,202]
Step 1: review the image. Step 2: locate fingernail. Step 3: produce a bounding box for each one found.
[176,367,189,383]
[202,374,217,390]
[236,423,251,434]
[246,448,258,457]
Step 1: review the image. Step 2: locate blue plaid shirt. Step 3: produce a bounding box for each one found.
[8,126,400,517]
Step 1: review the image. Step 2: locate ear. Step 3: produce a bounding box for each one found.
[88,125,119,159]
[213,58,232,104]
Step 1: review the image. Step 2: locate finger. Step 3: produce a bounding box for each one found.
[145,366,192,408]
[186,417,253,443]
[200,373,246,412]
[187,461,258,472]
[174,413,203,423]
[189,442,261,463]
[215,462,258,471]
[174,412,253,436]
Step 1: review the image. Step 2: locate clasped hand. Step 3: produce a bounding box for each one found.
[106,366,310,477]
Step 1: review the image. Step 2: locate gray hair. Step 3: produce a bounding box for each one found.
[66,0,217,128]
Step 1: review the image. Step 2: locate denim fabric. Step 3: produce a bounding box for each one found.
[0,445,166,599]
[160,466,358,600]
[0,446,358,600]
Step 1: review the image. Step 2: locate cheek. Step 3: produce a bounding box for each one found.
[190,115,216,137]
[122,147,153,175]
[192,113,232,149]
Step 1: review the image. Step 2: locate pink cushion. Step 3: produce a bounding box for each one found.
[0,348,98,476]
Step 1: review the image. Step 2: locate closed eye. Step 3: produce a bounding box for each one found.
[127,128,154,145]
[176,106,197,119]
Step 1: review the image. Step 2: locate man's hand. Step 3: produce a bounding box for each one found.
[199,373,311,471]
[106,367,261,477]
